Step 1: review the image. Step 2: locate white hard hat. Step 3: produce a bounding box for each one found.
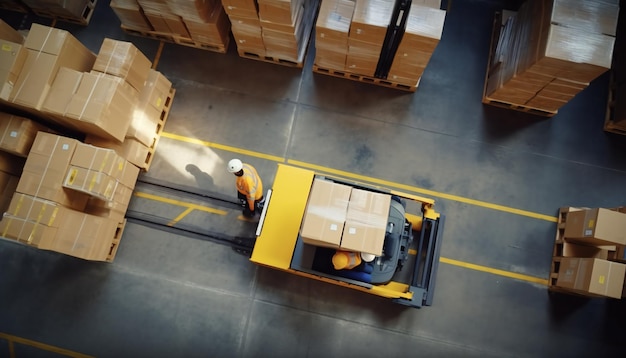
[361,253,376,262]
[227,159,243,173]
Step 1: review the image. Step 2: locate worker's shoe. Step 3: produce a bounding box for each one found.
[243,207,255,218]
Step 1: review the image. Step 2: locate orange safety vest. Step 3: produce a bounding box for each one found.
[236,164,263,210]
[332,250,362,270]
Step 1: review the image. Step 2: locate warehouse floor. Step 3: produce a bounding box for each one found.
[2,0,626,356]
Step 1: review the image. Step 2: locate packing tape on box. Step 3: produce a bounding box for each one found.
[78,41,120,121]
[11,26,55,104]
[70,213,88,252]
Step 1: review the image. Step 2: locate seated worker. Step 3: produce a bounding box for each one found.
[328,250,375,283]
[227,159,264,218]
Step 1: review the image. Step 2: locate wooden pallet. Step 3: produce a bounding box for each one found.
[141,88,175,171]
[312,65,419,92]
[31,0,97,26]
[121,25,228,54]
[481,11,557,117]
[106,219,127,262]
[603,78,626,135]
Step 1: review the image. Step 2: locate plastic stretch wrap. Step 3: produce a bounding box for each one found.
[486,0,618,112]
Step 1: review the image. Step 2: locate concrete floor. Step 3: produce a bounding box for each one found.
[2,0,626,356]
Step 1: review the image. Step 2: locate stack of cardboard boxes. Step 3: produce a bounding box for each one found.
[0,21,173,171]
[345,0,394,76]
[553,208,626,299]
[111,0,231,50]
[110,0,154,32]
[314,0,445,86]
[300,178,391,256]
[223,0,265,54]
[314,0,355,70]
[223,0,317,63]
[0,132,139,261]
[387,3,446,86]
[486,0,619,113]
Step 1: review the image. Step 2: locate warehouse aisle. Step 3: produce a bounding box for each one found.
[1,0,626,357]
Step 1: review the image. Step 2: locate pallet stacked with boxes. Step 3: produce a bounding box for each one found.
[0,21,175,261]
[550,207,626,299]
[112,0,231,52]
[484,0,619,116]
[313,0,446,91]
[224,0,319,67]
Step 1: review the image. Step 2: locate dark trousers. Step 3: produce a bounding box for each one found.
[238,192,264,213]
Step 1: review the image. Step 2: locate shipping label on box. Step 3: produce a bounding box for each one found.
[300,179,351,248]
[342,189,390,256]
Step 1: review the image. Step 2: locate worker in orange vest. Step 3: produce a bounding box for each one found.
[332,250,362,270]
[227,159,264,218]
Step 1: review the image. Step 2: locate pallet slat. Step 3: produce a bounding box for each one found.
[312,65,419,92]
[106,219,127,262]
[121,25,228,54]
[141,88,175,171]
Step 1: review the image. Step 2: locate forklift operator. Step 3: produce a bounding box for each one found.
[227,159,264,218]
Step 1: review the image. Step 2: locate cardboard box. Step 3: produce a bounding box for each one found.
[222,0,258,19]
[349,0,394,45]
[562,239,611,260]
[0,40,27,101]
[0,19,24,44]
[185,6,231,45]
[342,189,390,255]
[16,170,88,210]
[300,179,351,248]
[316,0,355,51]
[64,166,119,201]
[0,113,48,157]
[5,192,69,228]
[42,67,83,117]
[85,182,133,221]
[257,0,303,24]
[51,210,119,260]
[556,257,626,299]
[9,24,96,110]
[0,214,58,248]
[564,208,626,246]
[139,69,172,113]
[86,136,151,169]
[0,150,25,176]
[93,38,151,92]
[65,72,137,142]
[70,143,139,188]
[110,0,153,32]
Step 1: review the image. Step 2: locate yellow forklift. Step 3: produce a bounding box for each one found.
[252,164,444,308]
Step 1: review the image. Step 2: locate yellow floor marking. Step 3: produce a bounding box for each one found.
[152,41,165,70]
[168,207,194,226]
[0,332,94,358]
[160,132,285,162]
[134,191,227,215]
[407,249,548,285]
